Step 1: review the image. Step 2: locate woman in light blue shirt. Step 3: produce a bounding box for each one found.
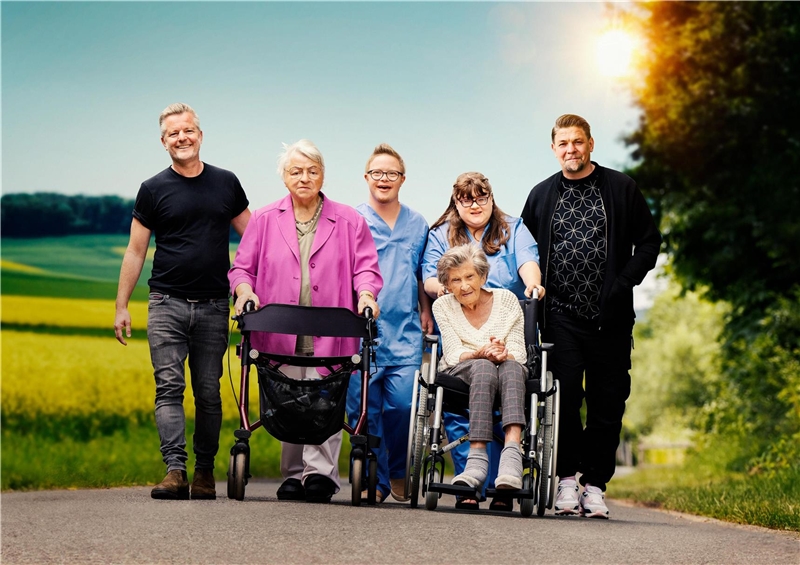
[422,171,544,511]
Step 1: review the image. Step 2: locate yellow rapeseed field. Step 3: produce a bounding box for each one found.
[2,331,258,420]
[1,295,149,329]
[2,331,154,417]
[2,331,258,419]
[2,295,268,421]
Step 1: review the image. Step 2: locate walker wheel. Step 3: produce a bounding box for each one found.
[367,457,378,505]
[351,457,363,507]
[227,452,247,501]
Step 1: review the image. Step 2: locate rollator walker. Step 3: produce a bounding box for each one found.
[228,302,380,505]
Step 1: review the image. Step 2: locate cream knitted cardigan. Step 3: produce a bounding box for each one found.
[433,288,527,370]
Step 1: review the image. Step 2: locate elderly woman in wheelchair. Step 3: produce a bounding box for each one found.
[431,243,530,494]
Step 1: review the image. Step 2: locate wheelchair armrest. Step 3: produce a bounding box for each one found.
[424,334,439,346]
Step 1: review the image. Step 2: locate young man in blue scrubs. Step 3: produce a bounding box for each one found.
[346,143,433,503]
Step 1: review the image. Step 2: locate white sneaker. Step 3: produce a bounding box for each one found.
[580,484,610,519]
[554,477,580,515]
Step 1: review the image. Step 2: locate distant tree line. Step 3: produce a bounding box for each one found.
[1,193,134,238]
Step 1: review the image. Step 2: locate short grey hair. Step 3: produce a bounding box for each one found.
[159,103,200,135]
[436,244,490,287]
[277,139,325,177]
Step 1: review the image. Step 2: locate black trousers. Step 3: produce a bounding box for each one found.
[543,311,632,491]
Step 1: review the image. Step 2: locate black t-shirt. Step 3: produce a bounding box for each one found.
[133,163,249,299]
[548,167,607,320]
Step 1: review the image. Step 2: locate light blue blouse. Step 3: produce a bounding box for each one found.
[422,215,539,299]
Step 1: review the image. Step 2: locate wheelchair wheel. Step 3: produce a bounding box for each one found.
[367,457,378,505]
[550,378,561,508]
[520,472,534,517]
[405,369,421,503]
[425,468,440,511]
[409,375,429,509]
[227,452,247,501]
[537,372,556,515]
[351,457,363,507]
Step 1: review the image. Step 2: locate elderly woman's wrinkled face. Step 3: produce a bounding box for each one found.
[283,152,324,204]
[455,190,493,233]
[446,260,487,309]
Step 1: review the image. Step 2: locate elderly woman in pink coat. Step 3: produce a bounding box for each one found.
[229,139,382,504]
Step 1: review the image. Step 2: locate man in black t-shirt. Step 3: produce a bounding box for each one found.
[114,103,250,500]
[521,114,661,519]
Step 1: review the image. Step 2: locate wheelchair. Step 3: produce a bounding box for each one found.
[404,293,560,516]
[228,302,380,505]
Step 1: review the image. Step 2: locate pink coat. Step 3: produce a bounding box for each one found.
[229,193,383,356]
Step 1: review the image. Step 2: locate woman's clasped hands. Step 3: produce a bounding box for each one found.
[475,336,509,364]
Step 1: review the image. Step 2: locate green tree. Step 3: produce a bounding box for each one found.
[627,282,727,439]
[621,1,800,471]
[623,1,800,319]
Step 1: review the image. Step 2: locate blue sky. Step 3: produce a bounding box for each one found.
[3,1,640,224]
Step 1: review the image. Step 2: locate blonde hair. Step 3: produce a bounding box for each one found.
[159,103,200,135]
[365,143,405,174]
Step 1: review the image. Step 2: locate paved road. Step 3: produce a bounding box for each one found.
[2,480,798,564]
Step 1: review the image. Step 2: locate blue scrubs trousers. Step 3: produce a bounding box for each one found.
[347,365,415,499]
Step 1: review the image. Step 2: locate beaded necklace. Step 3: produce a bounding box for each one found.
[295,197,323,233]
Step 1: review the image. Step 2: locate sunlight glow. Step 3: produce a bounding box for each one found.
[597,30,637,78]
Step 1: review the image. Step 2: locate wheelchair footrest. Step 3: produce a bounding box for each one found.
[485,487,533,499]
[427,482,482,499]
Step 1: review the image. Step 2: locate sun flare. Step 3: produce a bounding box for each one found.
[596,30,637,78]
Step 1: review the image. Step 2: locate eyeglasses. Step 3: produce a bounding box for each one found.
[457,195,491,208]
[367,169,404,182]
[286,167,322,180]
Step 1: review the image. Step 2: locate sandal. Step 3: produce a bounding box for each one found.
[360,490,386,504]
[455,496,480,510]
[489,497,514,512]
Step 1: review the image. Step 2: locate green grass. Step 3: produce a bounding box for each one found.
[2,235,148,281]
[609,465,800,531]
[1,418,358,492]
[0,270,150,300]
[0,322,242,345]
[1,420,283,491]
[0,321,149,340]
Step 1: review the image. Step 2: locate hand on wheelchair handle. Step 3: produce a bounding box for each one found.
[524,285,545,300]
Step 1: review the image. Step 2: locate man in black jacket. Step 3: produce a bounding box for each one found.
[521,114,661,519]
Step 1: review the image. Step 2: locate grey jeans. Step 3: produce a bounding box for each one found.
[147,293,229,472]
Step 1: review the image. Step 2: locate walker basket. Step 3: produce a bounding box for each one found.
[256,361,353,445]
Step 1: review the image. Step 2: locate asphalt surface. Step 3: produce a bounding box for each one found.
[2,479,798,565]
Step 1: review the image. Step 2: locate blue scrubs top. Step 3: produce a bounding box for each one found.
[422,215,539,299]
[358,202,429,366]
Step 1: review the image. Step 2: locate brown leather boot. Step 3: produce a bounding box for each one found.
[151,470,189,500]
[190,468,216,500]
